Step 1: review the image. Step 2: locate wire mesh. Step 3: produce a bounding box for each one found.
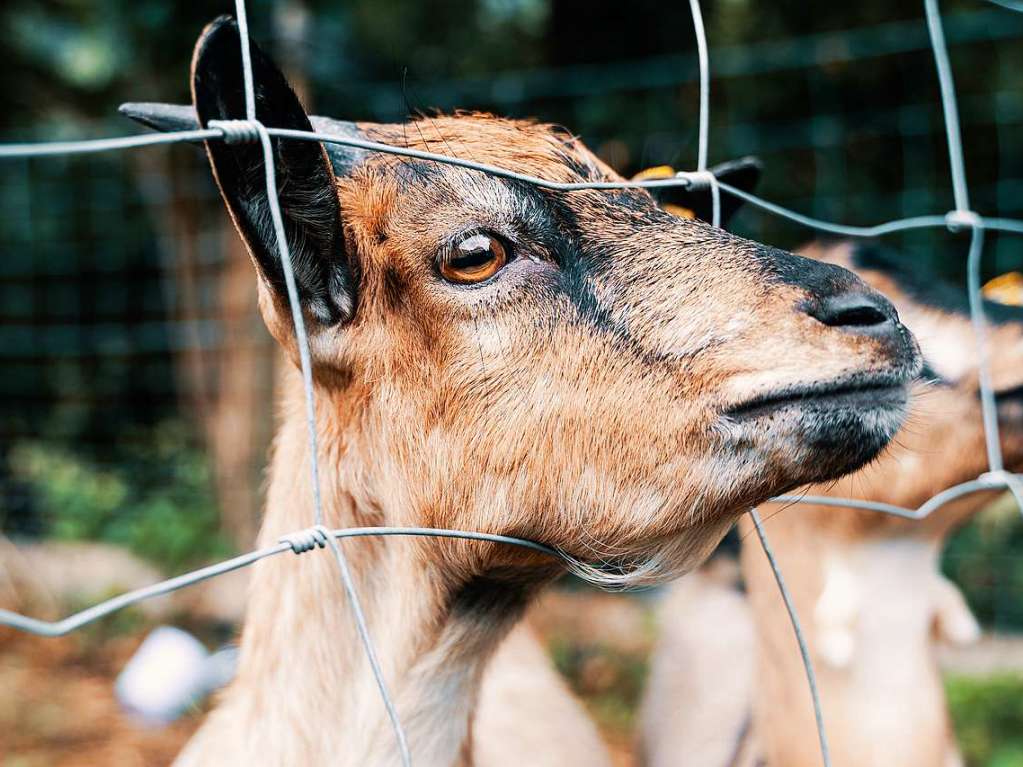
[1,1,1022,765]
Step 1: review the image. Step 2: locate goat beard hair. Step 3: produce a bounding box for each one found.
[562,518,733,590]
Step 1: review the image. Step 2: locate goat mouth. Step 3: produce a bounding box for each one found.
[723,379,908,421]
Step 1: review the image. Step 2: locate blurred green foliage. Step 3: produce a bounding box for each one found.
[549,636,649,739]
[944,495,1023,631]
[6,421,232,572]
[947,673,1023,767]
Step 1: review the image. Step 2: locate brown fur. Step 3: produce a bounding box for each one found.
[642,240,1023,767]
[171,19,920,766]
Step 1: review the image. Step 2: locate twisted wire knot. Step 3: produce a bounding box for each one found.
[679,169,717,191]
[279,525,332,554]
[945,209,982,232]
[208,119,264,145]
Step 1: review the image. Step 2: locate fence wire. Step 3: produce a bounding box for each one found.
[1,1,1022,765]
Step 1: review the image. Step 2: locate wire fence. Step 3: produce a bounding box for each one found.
[2,1,1023,765]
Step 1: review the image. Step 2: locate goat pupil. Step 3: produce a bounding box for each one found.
[454,247,492,270]
[440,233,507,283]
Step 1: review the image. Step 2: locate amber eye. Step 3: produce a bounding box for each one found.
[439,233,508,284]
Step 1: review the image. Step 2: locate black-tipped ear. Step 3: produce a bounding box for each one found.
[192,16,353,324]
[639,156,762,227]
[120,102,199,132]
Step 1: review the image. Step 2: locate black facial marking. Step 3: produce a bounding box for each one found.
[607,188,664,222]
[852,242,1023,326]
[577,266,707,369]
[761,244,858,297]
[559,257,624,334]
[392,158,442,188]
[542,192,700,367]
[542,193,638,343]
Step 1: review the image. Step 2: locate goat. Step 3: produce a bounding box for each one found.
[641,239,1023,767]
[123,17,919,765]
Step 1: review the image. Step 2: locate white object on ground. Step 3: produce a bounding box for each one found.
[116,626,238,725]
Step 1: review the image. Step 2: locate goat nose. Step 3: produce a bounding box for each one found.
[807,289,898,337]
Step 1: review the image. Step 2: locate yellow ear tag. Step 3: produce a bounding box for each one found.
[630,166,696,219]
[982,272,1023,306]
[631,165,676,181]
[662,204,696,220]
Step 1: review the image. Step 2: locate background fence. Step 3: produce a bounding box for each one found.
[1,0,1023,765]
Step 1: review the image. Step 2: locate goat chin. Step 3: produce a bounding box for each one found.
[565,515,735,590]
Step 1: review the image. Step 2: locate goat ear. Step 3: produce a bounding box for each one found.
[191,15,354,324]
[119,102,199,132]
[636,156,762,227]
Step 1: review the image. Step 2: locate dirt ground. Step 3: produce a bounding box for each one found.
[0,588,651,766]
[0,626,202,767]
[2,587,1021,767]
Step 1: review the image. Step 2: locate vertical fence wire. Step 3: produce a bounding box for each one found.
[926,0,1011,485]
[687,0,720,228]
[965,224,1006,473]
[230,0,412,762]
[750,508,832,767]
[925,0,971,213]
[689,0,710,173]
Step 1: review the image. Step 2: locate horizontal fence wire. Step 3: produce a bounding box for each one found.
[6,127,1023,236]
[1,0,1022,765]
[0,526,561,637]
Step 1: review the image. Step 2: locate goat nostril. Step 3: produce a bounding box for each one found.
[809,291,893,332]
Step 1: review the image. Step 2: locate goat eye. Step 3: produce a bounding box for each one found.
[439,233,508,284]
